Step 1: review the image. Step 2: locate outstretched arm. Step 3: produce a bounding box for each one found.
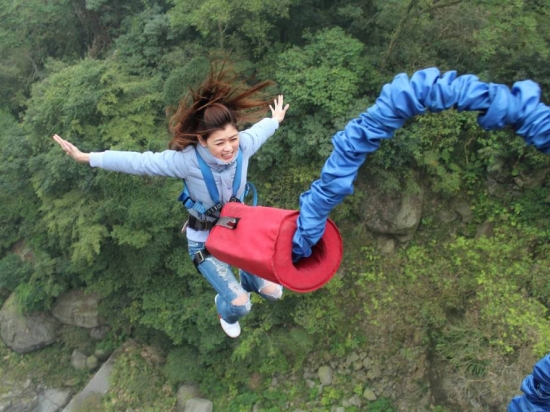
[240,95,289,154]
[53,134,91,164]
[52,134,189,178]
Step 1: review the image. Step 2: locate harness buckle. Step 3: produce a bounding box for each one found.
[216,216,240,230]
[205,203,223,217]
[193,249,211,270]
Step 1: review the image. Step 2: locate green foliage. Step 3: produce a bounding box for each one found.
[168,0,292,52]
[368,108,550,196]
[114,7,173,76]
[162,345,203,385]
[0,254,33,304]
[0,111,38,253]
[472,0,550,88]
[14,281,51,313]
[0,340,91,389]
[276,27,371,118]
[105,343,175,411]
[163,56,211,106]
[57,325,96,354]
[436,323,491,377]
[367,397,396,411]
[0,0,87,111]
[2,1,550,409]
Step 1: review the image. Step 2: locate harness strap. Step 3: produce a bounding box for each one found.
[178,149,257,217]
[187,215,217,231]
[192,248,211,271]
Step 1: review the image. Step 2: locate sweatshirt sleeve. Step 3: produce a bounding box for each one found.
[89,150,189,179]
[239,118,279,155]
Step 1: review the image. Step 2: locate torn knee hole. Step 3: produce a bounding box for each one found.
[231,293,249,306]
[260,285,283,299]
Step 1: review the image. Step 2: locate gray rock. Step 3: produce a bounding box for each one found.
[52,290,102,329]
[437,209,458,224]
[93,348,111,361]
[348,394,362,408]
[85,355,98,370]
[361,175,424,237]
[367,365,382,380]
[515,167,550,189]
[353,360,364,371]
[302,371,315,380]
[363,388,377,401]
[345,352,360,366]
[70,350,87,370]
[176,384,201,412]
[475,221,494,239]
[0,376,38,412]
[318,366,333,386]
[183,398,213,412]
[453,200,473,222]
[305,379,316,389]
[35,388,72,412]
[378,235,397,254]
[0,294,60,354]
[89,326,110,341]
[363,357,372,369]
[63,345,122,412]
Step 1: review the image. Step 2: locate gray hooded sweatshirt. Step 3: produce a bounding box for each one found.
[89,117,279,242]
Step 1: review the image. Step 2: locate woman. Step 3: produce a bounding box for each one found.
[53,64,289,338]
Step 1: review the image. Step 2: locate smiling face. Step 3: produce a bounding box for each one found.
[199,124,240,162]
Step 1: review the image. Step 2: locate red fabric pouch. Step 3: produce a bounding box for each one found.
[205,203,343,293]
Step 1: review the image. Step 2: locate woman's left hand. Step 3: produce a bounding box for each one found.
[53,134,91,164]
[270,95,289,124]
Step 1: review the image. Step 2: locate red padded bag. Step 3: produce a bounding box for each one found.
[205,203,343,293]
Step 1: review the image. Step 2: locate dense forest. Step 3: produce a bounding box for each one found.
[1,0,550,411]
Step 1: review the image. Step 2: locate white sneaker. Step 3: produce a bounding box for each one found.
[215,295,241,338]
[219,316,241,338]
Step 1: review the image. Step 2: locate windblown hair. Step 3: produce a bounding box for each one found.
[168,62,274,150]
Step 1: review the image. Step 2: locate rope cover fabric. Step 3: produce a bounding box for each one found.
[508,354,550,411]
[292,67,550,259]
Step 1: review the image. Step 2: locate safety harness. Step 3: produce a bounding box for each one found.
[178,149,257,268]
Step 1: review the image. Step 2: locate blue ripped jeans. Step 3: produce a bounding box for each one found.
[188,240,283,324]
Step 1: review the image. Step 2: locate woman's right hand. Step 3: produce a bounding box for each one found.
[53,134,90,164]
[270,95,289,124]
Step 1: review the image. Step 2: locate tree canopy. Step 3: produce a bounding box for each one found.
[1,0,550,410]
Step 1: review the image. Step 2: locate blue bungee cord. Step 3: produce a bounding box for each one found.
[291,68,550,410]
[292,68,550,259]
[508,354,550,411]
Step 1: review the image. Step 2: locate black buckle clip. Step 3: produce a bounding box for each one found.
[193,249,210,269]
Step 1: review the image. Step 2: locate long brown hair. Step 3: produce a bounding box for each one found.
[168,62,274,150]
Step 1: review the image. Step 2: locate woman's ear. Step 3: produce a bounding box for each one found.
[197,135,207,147]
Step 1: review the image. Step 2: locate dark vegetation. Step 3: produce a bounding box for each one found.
[1,0,549,410]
